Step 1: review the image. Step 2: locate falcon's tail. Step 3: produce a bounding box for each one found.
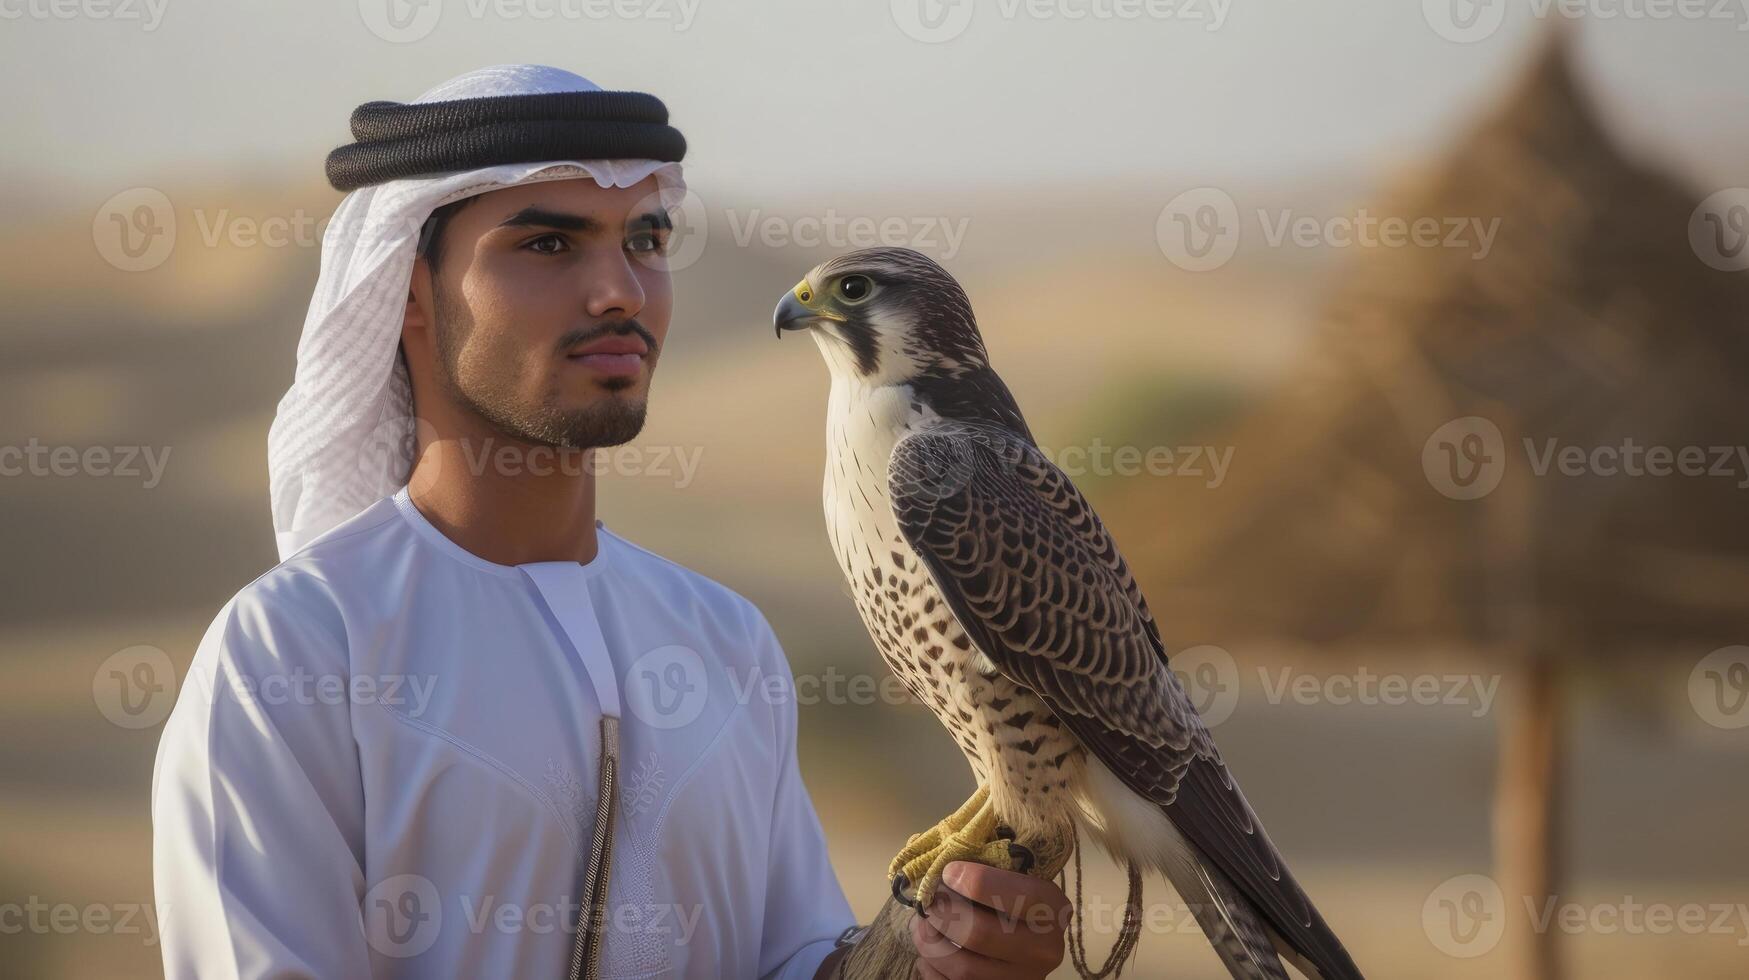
[1075,759,1365,980]
[1155,835,1290,980]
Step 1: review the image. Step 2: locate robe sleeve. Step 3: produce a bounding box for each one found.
[151,571,373,980]
[749,618,859,980]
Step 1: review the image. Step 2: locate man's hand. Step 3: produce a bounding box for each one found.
[909,860,1071,979]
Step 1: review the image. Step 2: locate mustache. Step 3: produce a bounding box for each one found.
[556,319,659,356]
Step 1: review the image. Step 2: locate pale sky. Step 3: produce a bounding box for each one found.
[2,0,1746,200]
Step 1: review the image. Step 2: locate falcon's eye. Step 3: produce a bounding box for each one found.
[835,274,875,304]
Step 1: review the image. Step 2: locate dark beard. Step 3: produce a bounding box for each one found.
[459,383,648,451]
[430,280,651,450]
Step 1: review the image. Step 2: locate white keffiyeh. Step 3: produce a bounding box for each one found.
[267,64,686,560]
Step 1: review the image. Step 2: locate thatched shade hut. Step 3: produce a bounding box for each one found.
[1128,32,1749,980]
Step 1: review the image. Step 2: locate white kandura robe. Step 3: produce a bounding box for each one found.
[152,486,855,979]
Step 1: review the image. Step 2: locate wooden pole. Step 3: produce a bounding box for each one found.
[1493,655,1563,980]
[1483,417,1563,980]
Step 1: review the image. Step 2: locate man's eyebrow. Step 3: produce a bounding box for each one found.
[627,210,674,232]
[495,207,673,234]
[496,207,600,232]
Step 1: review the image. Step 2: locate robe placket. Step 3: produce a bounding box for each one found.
[521,563,621,980]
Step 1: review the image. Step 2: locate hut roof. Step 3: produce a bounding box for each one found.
[1131,33,1749,655]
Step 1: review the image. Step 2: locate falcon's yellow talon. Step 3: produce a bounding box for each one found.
[887,784,991,881]
[900,835,1027,909]
[887,829,942,879]
[886,785,1031,909]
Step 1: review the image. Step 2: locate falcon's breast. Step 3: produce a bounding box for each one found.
[820,380,1085,836]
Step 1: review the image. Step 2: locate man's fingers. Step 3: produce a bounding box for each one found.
[943,861,1072,930]
[910,914,1014,980]
[922,881,1057,960]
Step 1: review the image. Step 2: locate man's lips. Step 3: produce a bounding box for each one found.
[568,336,649,357]
[565,336,649,378]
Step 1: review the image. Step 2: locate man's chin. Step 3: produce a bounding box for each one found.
[589,374,642,395]
[550,397,648,450]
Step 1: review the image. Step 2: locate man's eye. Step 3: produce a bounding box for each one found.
[626,231,670,255]
[524,234,569,254]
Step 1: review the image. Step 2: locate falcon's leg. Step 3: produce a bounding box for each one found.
[888,786,1030,910]
[887,785,990,882]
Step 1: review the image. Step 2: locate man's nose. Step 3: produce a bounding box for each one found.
[583,250,646,320]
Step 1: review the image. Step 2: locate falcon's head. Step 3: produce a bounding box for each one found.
[773,247,990,386]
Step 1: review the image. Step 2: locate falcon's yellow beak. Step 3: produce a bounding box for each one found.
[773,278,840,337]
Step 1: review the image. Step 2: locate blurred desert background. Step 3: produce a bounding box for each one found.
[4,3,1749,978]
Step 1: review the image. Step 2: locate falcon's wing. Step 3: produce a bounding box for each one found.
[888,421,1362,980]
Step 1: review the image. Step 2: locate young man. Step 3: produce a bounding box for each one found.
[152,65,1068,979]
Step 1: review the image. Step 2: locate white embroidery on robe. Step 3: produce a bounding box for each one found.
[621,751,665,823]
[542,758,592,850]
[539,749,673,979]
[604,749,672,978]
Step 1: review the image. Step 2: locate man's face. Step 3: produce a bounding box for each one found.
[405,175,675,450]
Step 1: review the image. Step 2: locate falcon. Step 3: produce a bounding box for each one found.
[772,247,1365,980]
